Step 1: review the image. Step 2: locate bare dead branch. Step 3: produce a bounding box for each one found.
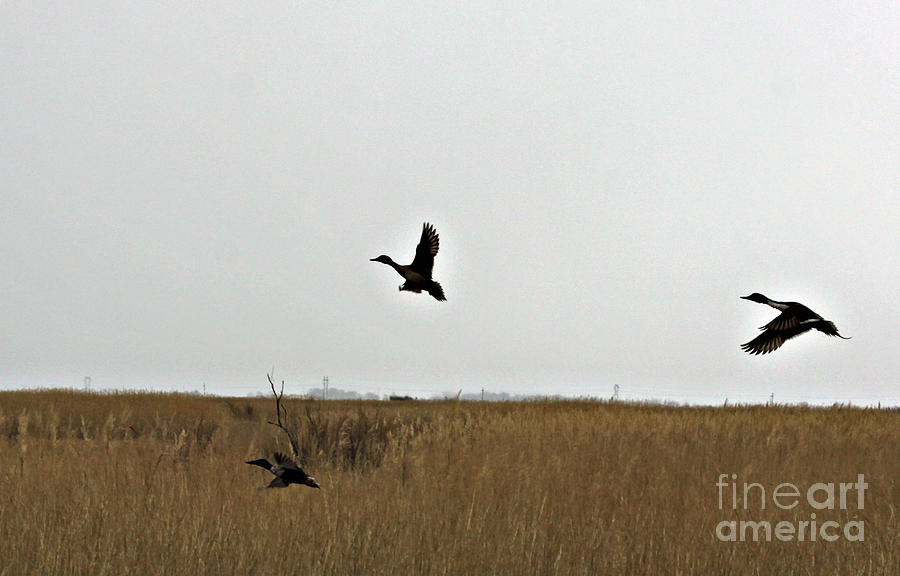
[266,373,301,458]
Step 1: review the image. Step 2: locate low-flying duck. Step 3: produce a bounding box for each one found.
[740,293,850,355]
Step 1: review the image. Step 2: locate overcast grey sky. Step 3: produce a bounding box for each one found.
[2,2,898,404]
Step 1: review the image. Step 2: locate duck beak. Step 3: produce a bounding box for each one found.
[740,295,752,300]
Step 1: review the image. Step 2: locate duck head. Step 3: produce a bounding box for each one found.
[740,293,770,304]
[370,255,394,265]
[305,476,321,489]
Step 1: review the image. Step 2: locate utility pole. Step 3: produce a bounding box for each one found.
[481,388,484,402]
[323,376,329,400]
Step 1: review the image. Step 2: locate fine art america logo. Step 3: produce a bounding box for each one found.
[715,474,867,542]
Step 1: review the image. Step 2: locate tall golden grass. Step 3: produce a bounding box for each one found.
[1,390,897,575]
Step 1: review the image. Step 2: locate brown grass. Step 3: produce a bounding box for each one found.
[0,390,897,575]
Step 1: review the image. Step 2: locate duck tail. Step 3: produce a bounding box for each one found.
[428,281,446,302]
[818,321,851,339]
[246,458,273,470]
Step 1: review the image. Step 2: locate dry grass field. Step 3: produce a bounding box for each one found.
[0,389,897,575]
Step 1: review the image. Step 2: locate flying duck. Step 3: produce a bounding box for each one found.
[371,222,446,301]
[740,293,850,355]
[246,452,320,489]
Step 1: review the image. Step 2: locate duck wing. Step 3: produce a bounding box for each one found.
[759,302,824,331]
[273,452,302,471]
[267,476,289,488]
[759,310,799,332]
[409,222,440,278]
[740,330,789,355]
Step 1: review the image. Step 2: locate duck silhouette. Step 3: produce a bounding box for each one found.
[740,293,850,355]
[246,452,320,489]
[371,222,446,301]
